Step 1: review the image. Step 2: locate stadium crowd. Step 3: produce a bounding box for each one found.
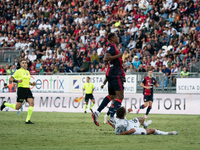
[0,0,199,85]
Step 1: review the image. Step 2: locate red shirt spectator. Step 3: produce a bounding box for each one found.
[0,66,5,75]
[182,47,189,54]
[156,59,162,67]
[30,66,37,75]
[90,39,97,48]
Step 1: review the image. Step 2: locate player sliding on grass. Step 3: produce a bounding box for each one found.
[115,107,178,135]
[92,32,124,126]
[83,77,95,113]
[1,59,36,124]
[137,69,159,118]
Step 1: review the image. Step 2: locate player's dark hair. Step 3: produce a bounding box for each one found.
[148,69,153,72]
[107,33,115,41]
[87,76,90,79]
[116,107,126,119]
[21,59,27,62]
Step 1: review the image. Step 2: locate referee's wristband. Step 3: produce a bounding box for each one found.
[13,79,18,83]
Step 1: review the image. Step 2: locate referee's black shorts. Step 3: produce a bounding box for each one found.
[17,87,34,103]
[85,94,94,102]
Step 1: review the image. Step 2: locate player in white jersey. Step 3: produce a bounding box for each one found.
[115,107,178,135]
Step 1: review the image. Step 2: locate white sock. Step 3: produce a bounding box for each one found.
[104,114,108,117]
[142,121,148,128]
[154,129,168,135]
[96,111,100,116]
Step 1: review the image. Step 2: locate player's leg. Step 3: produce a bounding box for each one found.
[136,117,152,129]
[26,98,34,124]
[1,101,22,111]
[25,88,35,124]
[145,98,153,117]
[91,94,114,126]
[104,99,115,124]
[137,95,149,114]
[110,90,123,118]
[90,98,95,112]
[84,94,89,113]
[145,129,178,135]
[91,80,115,126]
[110,76,124,118]
[106,99,115,116]
[94,77,114,116]
[1,88,25,111]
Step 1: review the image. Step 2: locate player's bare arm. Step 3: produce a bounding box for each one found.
[155,83,159,87]
[103,52,123,62]
[83,88,85,95]
[119,128,136,135]
[9,76,22,83]
[140,82,151,90]
[101,78,107,89]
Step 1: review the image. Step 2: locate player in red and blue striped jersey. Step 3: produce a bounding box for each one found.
[91,32,124,127]
[137,70,159,118]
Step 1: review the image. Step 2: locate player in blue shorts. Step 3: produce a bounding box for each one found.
[137,70,159,118]
[91,32,124,127]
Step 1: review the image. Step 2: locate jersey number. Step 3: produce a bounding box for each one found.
[133,119,138,123]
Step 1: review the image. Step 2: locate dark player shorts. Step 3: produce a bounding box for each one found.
[107,75,124,95]
[143,95,153,102]
[17,88,34,103]
[85,94,94,102]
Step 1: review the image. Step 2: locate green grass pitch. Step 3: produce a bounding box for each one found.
[0,112,200,150]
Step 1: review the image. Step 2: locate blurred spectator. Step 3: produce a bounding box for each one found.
[95,64,101,72]
[30,66,37,75]
[79,58,89,72]
[126,64,136,74]
[90,51,99,66]
[133,56,141,69]
[180,67,189,78]
[2,83,9,93]
[150,56,156,68]
[100,63,106,72]
[163,56,168,67]
[36,59,41,72]
[89,64,95,73]
[171,63,178,86]
[122,50,129,62]
[8,81,16,92]
[138,64,146,72]
[162,65,171,87]
[0,65,5,75]
[121,31,130,47]
[13,58,20,69]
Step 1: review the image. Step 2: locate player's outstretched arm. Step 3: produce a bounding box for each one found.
[119,128,136,135]
[103,52,123,62]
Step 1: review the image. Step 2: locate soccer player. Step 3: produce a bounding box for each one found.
[0,59,36,124]
[101,75,125,124]
[91,32,124,126]
[115,107,178,135]
[137,69,159,118]
[83,77,95,113]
